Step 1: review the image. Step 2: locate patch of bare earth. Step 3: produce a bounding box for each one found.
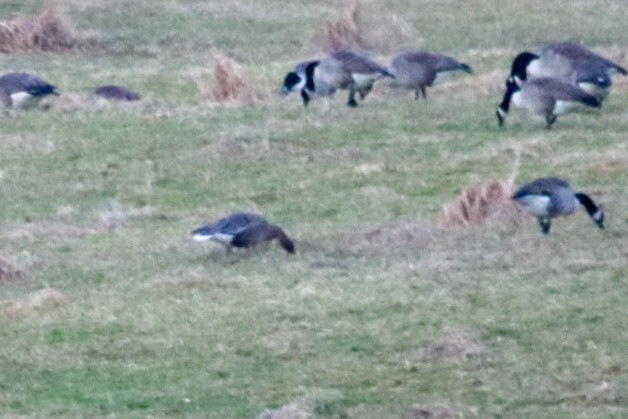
[1,288,69,316]
[259,323,318,357]
[0,256,24,282]
[5,221,102,242]
[399,403,479,419]
[423,327,486,361]
[258,390,344,419]
[396,327,486,369]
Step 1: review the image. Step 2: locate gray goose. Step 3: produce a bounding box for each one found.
[389,51,472,99]
[512,177,604,234]
[0,72,58,110]
[496,76,601,128]
[281,50,394,107]
[509,42,627,101]
[192,212,295,254]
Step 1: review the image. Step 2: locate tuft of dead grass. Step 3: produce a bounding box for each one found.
[200,53,262,105]
[313,0,364,52]
[442,180,522,227]
[0,9,76,53]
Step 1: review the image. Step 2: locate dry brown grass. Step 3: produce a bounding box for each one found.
[313,0,364,52]
[201,53,261,105]
[442,180,522,227]
[0,9,76,53]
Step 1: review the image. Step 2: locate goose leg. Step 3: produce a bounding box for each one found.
[538,218,551,234]
[347,89,358,107]
[545,114,557,129]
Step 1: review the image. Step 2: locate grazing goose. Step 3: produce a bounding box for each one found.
[496,76,601,128]
[389,51,472,99]
[0,72,58,110]
[509,42,627,101]
[94,85,141,101]
[282,50,394,107]
[192,212,295,255]
[512,177,604,234]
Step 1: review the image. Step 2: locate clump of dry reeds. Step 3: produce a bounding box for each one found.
[203,54,260,105]
[314,0,365,52]
[0,9,75,53]
[442,180,522,226]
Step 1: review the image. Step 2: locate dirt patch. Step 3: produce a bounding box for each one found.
[5,221,102,242]
[0,257,24,282]
[400,403,479,418]
[258,390,344,419]
[2,288,69,316]
[259,323,318,356]
[423,327,486,361]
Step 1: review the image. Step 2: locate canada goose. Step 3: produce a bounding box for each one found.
[389,51,472,99]
[509,42,627,101]
[496,76,601,128]
[512,177,604,234]
[94,85,141,101]
[0,72,58,110]
[192,212,295,255]
[282,50,394,107]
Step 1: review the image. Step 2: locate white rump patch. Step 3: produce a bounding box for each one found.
[351,73,378,88]
[553,100,578,115]
[515,195,551,217]
[10,92,36,109]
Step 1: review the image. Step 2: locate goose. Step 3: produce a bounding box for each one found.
[282,50,394,107]
[388,51,472,99]
[0,72,58,110]
[192,212,295,255]
[94,85,141,101]
[509,42,627,101]
[496,76,601,128]
[512,177,604,234]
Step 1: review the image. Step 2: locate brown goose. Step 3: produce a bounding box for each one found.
[389,51,472,99]
[192,212,295,254]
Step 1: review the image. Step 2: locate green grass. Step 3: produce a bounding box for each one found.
[1,0,628,418]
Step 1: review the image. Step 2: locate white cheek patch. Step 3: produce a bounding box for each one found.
[516,195,551,217]
[526,60,543,78]
[592,209,603,221]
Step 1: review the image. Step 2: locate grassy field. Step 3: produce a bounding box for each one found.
[1,0,628,417]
